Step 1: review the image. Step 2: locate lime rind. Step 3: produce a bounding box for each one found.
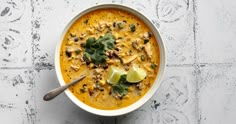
[126,65,147,83]
[107,66,126,84]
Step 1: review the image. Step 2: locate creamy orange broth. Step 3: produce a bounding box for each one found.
[60,9,160,110]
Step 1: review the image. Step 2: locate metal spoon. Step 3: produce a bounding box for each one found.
[43,74,86,101]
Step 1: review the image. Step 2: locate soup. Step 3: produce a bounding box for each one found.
[60,8,160,110]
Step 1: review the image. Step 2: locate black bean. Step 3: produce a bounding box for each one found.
[115,47,120,51]
[65,50,72,57]
[80,42,85,47]
[74,37,79,42]
[103,64,108,69]
[113,22,116,27]
[86,61,91,65]
[148,32,152,37]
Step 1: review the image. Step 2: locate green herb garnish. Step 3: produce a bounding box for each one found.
[112,75,129,98]
[117,22,124,29]
[80,87,86,93]
[129,24,136,32]
[84,19,88,24]
[70,32,76,37]
[118,37,123,39]
[83,32,115,65]
[141,55,145,61]
[75,49,81,55]
[132,42,138,49]
[150,63,158,69]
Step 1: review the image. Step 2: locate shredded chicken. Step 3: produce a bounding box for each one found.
[87,26,95,34]
[70,64,80,71]
[144,43,152,58]
[122,55,138,64]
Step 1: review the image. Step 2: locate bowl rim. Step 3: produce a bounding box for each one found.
[55,3,166,116]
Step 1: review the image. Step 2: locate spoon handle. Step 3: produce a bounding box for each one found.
[43,74,86,101]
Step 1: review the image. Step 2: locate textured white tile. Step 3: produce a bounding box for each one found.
[158,0,194,65]
[0,69,36,124]
[149,66,197,124]
[32,0,113,66]
[197,0,236,63]
[117,66,197,124]
[199,64,236,124]
[0,0,32,67]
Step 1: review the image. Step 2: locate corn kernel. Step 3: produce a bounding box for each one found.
[67,40,74,45]
[99,80,106,86]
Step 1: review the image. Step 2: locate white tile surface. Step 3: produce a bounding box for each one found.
[197,0,236,64]
[199,64,236,124]
[0,0,32,67]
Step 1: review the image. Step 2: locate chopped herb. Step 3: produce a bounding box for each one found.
[83,52,91,64]
[70,32,76,37]
[129,24,136,32]
[75,49,81,55]
[85,37,96,48]
[144,39,149,44]
[150,63,158,69]
[106,27,112,33]
[132,41,138,49]
[80,87,86,93]
[141,55,145,61]
[84,19,88,24]
[112,84,128,97]
[118,57,123,64]
[118,37,123,39]
[83,32,115,65]
[119,75,127,84]
[112,75,129,98]
[117,22,124,29]
[95,81,100,88]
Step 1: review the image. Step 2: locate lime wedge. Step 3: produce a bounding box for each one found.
[107,66,126,85]
[127,65,147,83]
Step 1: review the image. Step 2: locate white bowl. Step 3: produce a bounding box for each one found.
[55,3,166,116]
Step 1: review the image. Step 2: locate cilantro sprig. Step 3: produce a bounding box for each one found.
[112,75,130,98]
[83,32,115,65]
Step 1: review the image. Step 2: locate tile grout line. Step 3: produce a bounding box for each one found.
[30,0,37,124]
[192,0,201,124]
[31,0,35,66]
[0,67,32,69]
